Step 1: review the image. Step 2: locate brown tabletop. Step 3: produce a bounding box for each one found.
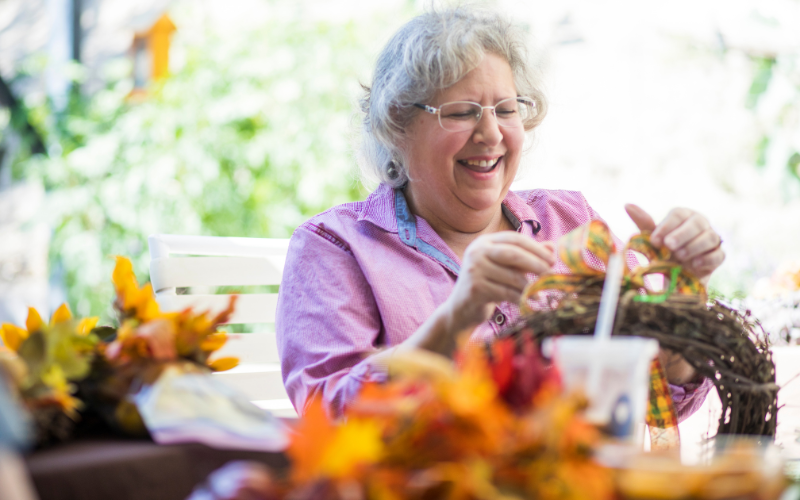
[24,436,289,500]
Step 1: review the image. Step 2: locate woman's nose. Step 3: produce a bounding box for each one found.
[471,110,503,146]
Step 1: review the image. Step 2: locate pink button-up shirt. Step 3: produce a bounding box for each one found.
[276,184,712,419]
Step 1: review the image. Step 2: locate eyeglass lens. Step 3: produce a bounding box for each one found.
[438,98,536,132]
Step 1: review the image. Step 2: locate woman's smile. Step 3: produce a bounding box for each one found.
[458,155,504,174]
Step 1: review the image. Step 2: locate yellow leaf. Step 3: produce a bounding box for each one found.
[208,356,239,372]
[319,418,384,478]
[383,349,456,383]
[138,283,161,320]
[26,307,44,333]
[200,332,228,352]
[41,365,69,392]
[0,323,28,351]
[113,256,137,291]
[50,303,73,325]
[76,317,99,336]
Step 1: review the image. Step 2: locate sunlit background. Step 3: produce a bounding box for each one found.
[0,0,798,329]
[1,0,799,461]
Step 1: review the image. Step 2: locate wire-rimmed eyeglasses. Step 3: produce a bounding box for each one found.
[413,96,538,132]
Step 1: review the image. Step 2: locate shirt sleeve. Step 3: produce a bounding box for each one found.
[669,377,714,423]
[275,222,386,418]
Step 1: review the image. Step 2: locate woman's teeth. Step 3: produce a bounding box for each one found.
[459,157,501,172]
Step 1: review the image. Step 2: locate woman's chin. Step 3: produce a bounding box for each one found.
[452,184,509,213]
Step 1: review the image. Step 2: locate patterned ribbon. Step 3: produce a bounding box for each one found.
[520,220,704,449]
[646,358,681,450]
[521,220,705,313]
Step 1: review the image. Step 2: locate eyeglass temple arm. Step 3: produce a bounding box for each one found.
[413,103,438,115]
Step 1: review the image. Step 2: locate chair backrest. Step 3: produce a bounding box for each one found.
[148,234,291,364]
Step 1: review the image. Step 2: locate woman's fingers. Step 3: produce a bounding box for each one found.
[688,246,726,276]
[481,259,530,293]
[479,279,525,306]
[483,241,554,275]
[658,348,697,385]
[624,203,657,232]
[629,205,725,280]
[650,207,699,248]
[658,212,711,252]
[480,231,556,268]
[449,232,555,328]
[672,229,721,262]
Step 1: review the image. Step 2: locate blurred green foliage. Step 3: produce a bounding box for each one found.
[745,56,776,109]
[9,2,414,320]
[744,49,800,199]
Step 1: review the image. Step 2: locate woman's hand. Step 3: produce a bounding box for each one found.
[389,231,555,359]
[444,232,555,333]
[624,204,725,285]
[658,348,699,386]
[626,204,720,386]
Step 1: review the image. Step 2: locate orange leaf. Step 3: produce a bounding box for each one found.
[288,396,337,482]
[208,356,239,372]
[211,295,238,325]
[200,332,227,352]
[26,307,44,333]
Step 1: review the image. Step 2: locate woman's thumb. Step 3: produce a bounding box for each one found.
[624,203,657,232]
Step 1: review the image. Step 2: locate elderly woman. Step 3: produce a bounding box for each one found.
[276,7,722,418]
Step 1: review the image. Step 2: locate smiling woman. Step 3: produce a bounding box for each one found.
[275,6,723,418]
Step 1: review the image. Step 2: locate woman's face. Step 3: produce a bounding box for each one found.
[403,53,525,229]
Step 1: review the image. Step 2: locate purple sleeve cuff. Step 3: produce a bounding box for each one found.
[670,376,714,422]
[324,359,388,418]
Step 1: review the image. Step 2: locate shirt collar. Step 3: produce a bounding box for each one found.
[356,183,398,232]
[356,183,541,234]
[501,189,540,231]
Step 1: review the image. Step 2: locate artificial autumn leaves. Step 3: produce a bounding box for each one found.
[0,256,238,423]
[108,256,239,372]
[285,340,613,500]
[0,304,97,418]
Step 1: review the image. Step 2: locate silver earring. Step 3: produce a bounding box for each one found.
[387,161,399,179]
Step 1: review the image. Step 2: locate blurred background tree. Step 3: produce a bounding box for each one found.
[3,0,414,320]
[0,0,798,324]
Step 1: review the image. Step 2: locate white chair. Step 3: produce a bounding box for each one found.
[148,234,296,417]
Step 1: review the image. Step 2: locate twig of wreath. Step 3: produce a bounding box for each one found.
[499,277,778,437]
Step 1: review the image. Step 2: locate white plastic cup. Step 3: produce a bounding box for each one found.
[542,336,659,439]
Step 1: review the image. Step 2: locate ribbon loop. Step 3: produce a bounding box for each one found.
[521,220,706,311]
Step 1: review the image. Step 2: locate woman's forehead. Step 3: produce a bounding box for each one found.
[432,54,517,105]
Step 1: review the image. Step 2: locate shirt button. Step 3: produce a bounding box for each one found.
[493,312,506,326]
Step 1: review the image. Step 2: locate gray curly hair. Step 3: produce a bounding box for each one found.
[358,6,548,188]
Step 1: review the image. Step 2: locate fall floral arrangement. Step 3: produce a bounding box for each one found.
[275,338,614,500]
[0,256,239,445]
[191,340,786,500]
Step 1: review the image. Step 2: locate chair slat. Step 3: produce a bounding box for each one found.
[215,332,280,364]
[149,234,290,258]
[156,293,279,324]
[150,256,284,291]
